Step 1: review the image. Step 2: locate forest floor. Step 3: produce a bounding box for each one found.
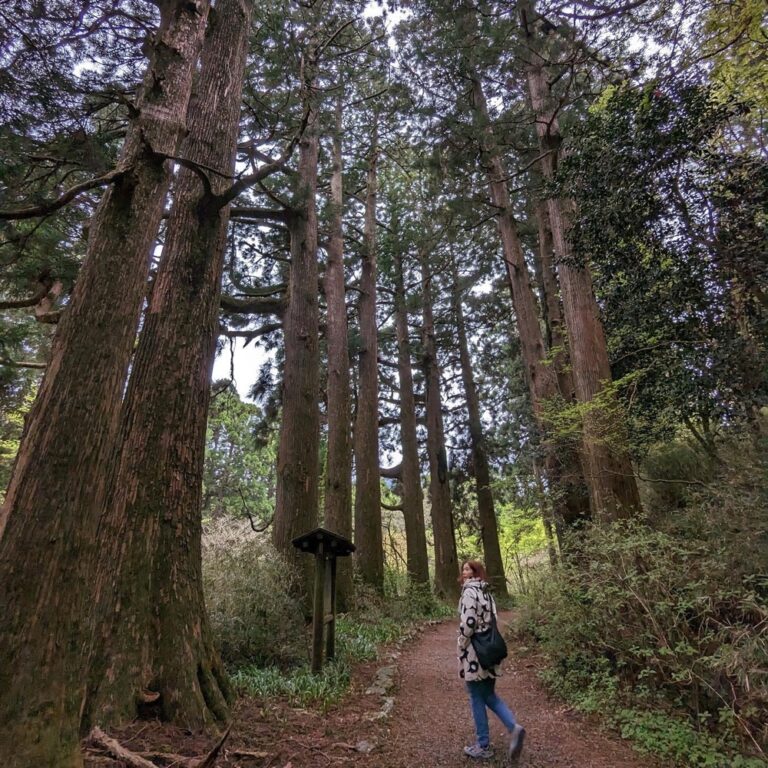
[84,612,659,768]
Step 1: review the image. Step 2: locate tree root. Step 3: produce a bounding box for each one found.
[87,725,231,768]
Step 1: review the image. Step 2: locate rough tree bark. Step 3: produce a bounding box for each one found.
[419,248,459,600]
[0,4,210,766]
[353,117,384,591]
[532,198,591,533]
[85,0,253,730]
[469,73,589,533]
[450,255,508,596]
[392,246,430,586]
[323,93,354,608]
[521,2,641,520]
[273,39,322,597]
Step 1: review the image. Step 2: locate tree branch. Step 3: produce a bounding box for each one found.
[220,323,283,343]
[0,358,47,370]
[380,463,402,479]
[220,294,285,316]
[0,282,50,309]
[0,168,127,221]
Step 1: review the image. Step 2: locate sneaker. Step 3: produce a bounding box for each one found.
[464,743,494,759]
[508,724,526,761]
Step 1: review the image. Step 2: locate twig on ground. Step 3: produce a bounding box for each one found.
[88,725,231,768]
[88,727,157,768]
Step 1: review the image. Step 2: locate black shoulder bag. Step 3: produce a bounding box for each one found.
[470,590,508,670]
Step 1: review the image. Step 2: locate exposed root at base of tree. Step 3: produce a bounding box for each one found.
[87,725,231,768]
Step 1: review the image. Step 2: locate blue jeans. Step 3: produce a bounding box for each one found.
[465,678,516,748]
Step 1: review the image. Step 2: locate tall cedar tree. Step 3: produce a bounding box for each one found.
[272,33,322,597]
[353,117,384,591]
[469,72,590,530]
[419,246,459,599]
[84,0,254,729]
[392,244,430,585]
[0,4,210,765]
[323,93,354,607]
[520,1,641,519]
[450,255,508,596]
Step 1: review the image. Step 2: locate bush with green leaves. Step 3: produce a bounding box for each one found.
[202,519,307,668]
[519,515,768,766]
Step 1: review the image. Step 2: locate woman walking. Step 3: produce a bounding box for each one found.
[458,560,525,761]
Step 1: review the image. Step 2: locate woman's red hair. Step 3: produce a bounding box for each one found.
[460,560,487,583]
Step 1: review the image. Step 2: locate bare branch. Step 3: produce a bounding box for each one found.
[0,282,50,309]
[380,463,402,479]
[220,323,283,343]
[220,293,285,316]
[0,358,47,370]
[0,168,126,221]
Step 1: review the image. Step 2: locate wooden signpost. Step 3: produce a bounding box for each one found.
[292,527,355,673]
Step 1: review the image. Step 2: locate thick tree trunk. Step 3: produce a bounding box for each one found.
[470,75,556,418]
[85,0,251,730]
[273,51,321,597]
[469,73,588,535]
[393,248,430,586]
[419,249,459,600]
[533,199,565,360]
[521,8,641,520]
[323,94,353,608]
[353,121,384,591]
[532,199,591,529]
[450,257,508,597]
[0,4,209,766]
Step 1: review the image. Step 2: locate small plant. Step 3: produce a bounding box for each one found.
[231,660,352,710]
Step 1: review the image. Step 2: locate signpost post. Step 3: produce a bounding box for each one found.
[292,527,355,672]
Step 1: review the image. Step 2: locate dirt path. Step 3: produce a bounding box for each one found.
[364,612,653,768]
[85,613,657,767]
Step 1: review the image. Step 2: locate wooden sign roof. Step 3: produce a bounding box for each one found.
[291,526,355,557]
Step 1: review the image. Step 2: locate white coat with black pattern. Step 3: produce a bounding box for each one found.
[457,577,501,682]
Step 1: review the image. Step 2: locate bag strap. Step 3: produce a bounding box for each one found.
[481,587,498,629]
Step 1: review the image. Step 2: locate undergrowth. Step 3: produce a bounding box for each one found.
[203,520,452,708]
[517,445,768,767]
[519,532,767,764]
[232,584,452,707]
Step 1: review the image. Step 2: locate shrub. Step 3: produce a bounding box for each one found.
[229,573,453,707]
[202,519,307,668]
[519,516,768,765]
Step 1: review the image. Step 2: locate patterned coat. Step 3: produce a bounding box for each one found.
[457,577,500,682]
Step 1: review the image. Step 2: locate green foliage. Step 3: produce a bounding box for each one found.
[231,660,351,710]
[496,504,547,556]
[540,372,645,454]
[561,79,768,447]
[496,504,549,597]
[202,519,307,668]
[639,438,717,516]
[519,494,768,765]
[704,0,768,112]
[228,566,451,708]
[203,384,277,523]
[0,376,36,502]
